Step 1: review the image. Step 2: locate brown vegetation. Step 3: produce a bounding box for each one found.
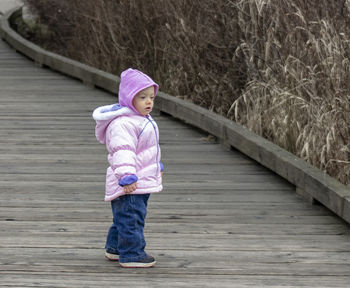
[229,0,350,185]
[22,0,350,185]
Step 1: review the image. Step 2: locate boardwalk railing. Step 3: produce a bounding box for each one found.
[1,6,349,223]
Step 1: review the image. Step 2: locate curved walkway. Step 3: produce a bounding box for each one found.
[1,36,350,287]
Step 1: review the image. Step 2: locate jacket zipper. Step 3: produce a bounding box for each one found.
[146,115,160,176]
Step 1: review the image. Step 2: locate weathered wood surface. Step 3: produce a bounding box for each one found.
[1,39,350,288]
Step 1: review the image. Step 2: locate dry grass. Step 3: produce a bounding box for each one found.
[228,0,350,185]
[22,0,350,185]
[23,0,245,113]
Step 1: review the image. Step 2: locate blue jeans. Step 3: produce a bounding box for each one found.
[105,194,150,263]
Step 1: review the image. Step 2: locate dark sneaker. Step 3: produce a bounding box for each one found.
[119,255,156,268]
[105,251,119,261]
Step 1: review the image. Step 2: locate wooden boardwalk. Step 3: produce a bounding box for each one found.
[1,39,350,288]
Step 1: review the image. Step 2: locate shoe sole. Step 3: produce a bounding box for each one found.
[120,260,156,268]
[105,251,119,261]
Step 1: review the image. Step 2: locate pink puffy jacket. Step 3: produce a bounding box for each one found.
[92,69,163,201]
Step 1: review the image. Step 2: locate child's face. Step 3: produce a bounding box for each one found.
[132,86,155,116]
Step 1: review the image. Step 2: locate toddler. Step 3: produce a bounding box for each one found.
[92,68,163,268]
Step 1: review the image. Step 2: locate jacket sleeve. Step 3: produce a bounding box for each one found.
[107,120,138,184]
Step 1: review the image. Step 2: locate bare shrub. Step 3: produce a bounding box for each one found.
[23,0,350,184]
[23,0,75,53]
[24,0,245,114]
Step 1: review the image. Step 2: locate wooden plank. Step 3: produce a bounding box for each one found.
[0,172,276,183]
[0,151,255,165]
[1,260,350,277]
[2,248,350,267]
[0,211,341,225]
[1,221,348,235]
[1,233,350,252]
[0,197,329,211]
[0,163,276,174]
[1,273,349,288]
[0,206,334,222]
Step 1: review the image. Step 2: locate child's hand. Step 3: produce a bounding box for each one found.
[123,182,137,194]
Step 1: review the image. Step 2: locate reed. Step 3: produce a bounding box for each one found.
[23,0,350,185]
[228,0,350,184]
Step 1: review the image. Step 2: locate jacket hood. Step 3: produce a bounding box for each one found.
[118,68,159,113]
[93,104,134,144]
[93,68,158,144]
